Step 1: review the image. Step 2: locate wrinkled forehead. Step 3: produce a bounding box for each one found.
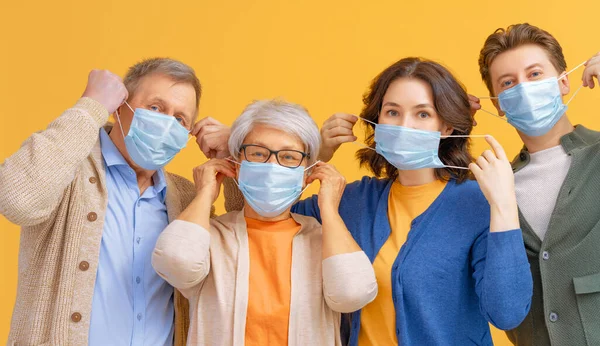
[130,74,198,121]
[242,125,305,152]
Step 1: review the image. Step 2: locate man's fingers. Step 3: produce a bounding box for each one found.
[195,116,222,128]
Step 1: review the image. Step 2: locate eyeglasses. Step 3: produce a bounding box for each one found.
[240,144,309,168]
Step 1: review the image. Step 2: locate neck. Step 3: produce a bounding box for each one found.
[519,115,574,153]
[109,125,156,194]
[244,205,292,222]
[396,168,437,186]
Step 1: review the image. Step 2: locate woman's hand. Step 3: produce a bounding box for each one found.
[191,117,231,159]
[306,162,346,214]
[469,136,519,232]
[319,113,358,162]
[192,159,236,204]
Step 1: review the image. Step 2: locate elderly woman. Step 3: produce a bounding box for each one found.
[152,99,377,346]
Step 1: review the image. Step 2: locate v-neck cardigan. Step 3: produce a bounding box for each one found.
[152,210,378,346]
[293,177,533,346]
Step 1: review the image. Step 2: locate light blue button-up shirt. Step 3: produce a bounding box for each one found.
[89,129,174,346]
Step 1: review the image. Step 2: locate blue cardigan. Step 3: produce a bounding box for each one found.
[292,177,532,346]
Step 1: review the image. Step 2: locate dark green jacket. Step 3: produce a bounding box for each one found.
[507,125,600,346]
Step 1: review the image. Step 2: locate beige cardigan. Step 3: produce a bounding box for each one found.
[152,210,378,346]
[0,98,199,346]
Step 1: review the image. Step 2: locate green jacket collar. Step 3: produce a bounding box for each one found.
[511,125,600,173]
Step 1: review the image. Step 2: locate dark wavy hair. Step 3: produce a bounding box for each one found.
[356,57,474,183]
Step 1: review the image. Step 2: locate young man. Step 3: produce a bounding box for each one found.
[474,23,600,345]
[0,58,213,345]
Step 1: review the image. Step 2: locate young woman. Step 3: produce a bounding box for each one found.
[224,57,533,345]
[152,99,377,346]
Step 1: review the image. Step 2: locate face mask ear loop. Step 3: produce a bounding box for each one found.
[225,157,241,187]
[115,108,127,140]
[297,160,322,195]
[441,135,489,138]
[565,84,583,106]
[559,60,588,81]
[443,165,470,170]
[304,160,321,172]
[479,107,507,122]
[357,117,378,126]
[443,135,493,170]
[476,96,499,99]
[115,101,136,139]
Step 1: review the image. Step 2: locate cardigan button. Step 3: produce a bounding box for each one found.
[542,251,549,260]
[71,312,82,323]
[549,312,558,322]
[78,261,89,271]
[89,177,97,184]
[87,212,97,222]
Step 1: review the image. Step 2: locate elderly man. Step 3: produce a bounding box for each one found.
[0,58,223,345]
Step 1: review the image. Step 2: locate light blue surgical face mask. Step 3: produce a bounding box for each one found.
[228,159,318,218]
[478,60,586,137]
[116,102,191,170]
[357,118,486,171]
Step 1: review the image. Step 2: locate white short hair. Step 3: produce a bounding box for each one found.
[228,99,321,166]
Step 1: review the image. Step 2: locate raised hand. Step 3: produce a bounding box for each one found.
[81,69,128,114]
[319,113,358,162]
[192,117,231,159]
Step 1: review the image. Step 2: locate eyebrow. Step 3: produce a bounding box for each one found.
[382,102,433,109]
[495,63,544,84]
[414,103,434,109]
[147,96,193,123]
[245,142,304,151]
[382,101,400,108]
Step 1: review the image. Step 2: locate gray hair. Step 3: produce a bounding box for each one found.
[228,99,321,166]
[124,57,202,115]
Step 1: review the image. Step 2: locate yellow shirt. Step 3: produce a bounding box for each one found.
[245,217,301,346]
[358,179,447,346]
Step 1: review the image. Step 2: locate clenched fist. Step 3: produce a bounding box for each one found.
[81,69,128,114]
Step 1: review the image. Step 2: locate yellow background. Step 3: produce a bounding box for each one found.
[1,0,599,344]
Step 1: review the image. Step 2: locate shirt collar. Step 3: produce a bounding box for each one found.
[511,125,600,173]
[100,127,168,202]
[153,168,168,203]
[100,128,128,168]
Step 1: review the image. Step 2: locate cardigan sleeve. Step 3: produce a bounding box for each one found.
[322,251,378,313]
[471,228,533,330]
[291,194,322,222]
[0,97,108,226]
[152,220,211,298]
